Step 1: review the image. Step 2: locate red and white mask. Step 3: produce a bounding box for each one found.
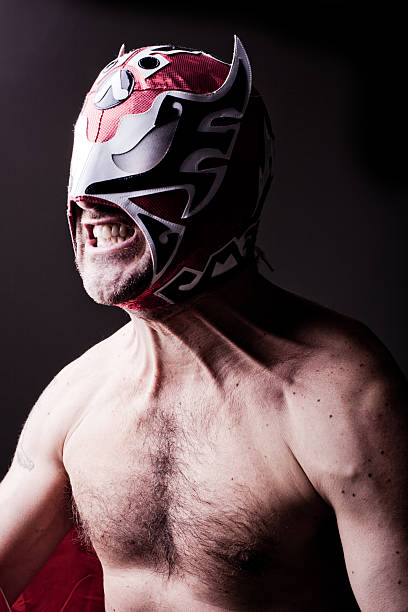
[68,36,273,310]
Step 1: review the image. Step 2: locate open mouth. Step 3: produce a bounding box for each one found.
[85,220,136,249]
[73,197,141,252]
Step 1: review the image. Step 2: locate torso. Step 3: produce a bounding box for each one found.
[62,279,360,610]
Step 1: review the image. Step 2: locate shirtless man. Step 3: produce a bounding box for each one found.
[0,37,407,611]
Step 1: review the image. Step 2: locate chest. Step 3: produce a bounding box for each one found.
[63,370,318,604]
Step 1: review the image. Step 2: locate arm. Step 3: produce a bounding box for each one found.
[332,372,408,611]
[0,377,73,605]
[290,331,408,611]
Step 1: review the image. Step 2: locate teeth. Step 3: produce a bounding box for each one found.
[91,223,133,246]
[101,225,111,239]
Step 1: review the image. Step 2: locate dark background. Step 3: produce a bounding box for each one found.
[0,1,406,477]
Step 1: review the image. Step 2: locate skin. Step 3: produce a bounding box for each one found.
[74,198,153,305]
[0,200,407,611]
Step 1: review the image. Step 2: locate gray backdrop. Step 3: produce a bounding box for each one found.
[0,1,406,477]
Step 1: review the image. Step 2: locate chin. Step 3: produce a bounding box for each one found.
[75,239,154,306]
[82,281,120,306]
[80,264,153,307]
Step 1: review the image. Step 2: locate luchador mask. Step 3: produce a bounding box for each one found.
[68,36,273,309]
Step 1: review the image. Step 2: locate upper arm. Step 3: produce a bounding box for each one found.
[0,375,74,604]
[289,329,408,611]
[331,371,408,611]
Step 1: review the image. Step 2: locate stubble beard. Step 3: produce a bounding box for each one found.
[72,200,154,306]
[76,247,154,306]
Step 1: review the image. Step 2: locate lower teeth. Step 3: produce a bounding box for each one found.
[97,236,126,246]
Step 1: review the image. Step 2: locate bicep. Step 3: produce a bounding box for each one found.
[335,469,408,611]
[291,345,408,611]
[326,373,408,611]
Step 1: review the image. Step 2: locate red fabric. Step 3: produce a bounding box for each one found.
[129,189,189,223]
[11,529,104,612]
[82,50,229,143]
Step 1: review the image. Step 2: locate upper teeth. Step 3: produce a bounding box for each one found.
[93,223,132,245]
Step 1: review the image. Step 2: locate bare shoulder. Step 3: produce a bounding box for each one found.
[264,280,406,392]
[265,285,408,607]
[288,293,406,401]
[21,322,132,455]
[46,321,132,395]
[274,286,408,506]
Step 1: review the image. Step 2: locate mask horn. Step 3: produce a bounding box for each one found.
[118,43,125,57]
[232,35,252,88]
[216,35,252,102]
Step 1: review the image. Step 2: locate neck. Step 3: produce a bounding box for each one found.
[124,263,267,341]
[121,264,281,388]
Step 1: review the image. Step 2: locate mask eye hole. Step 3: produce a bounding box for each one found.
[138,56,161,70]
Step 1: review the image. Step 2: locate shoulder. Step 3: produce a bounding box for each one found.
[265,281,405,394]
[255,277,406,428]
[261,286,408,607]
[21,322,132,451]
[45,321,132,395]
[280,295,408,504]
[292,298,406,410]
[294,306,403,403]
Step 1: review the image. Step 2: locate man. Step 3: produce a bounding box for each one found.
[1,37,407,611]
